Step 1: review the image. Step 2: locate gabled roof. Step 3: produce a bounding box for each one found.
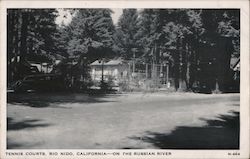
[90,59,124,66]
[106,60,123,65]
[90,60,103,66]
[230,57,240,71]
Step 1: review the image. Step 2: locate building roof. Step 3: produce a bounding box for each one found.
[230,57,240,71]
[106,60,123,65]
[90,59,124,66]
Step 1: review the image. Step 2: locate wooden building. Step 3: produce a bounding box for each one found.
[90,59,129,86]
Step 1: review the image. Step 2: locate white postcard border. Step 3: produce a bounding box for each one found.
[1,1,249,159]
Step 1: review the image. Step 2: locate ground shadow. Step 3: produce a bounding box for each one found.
[7,92,119,108]
[229,103,240,106]
[7,139,23,149]
[7,117,51,131]
[128,111,239,149]
[7,137,42,149]
[7,117,51,148]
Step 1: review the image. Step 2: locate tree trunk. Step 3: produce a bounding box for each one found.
[7,10,13,82]
[17,11,29,79]
[213,79,221,94]
[177,38,187,91]
[20,11,28,61]
[185,42,191,90]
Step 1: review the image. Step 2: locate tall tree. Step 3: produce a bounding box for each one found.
[136,9,203,90]
[135,9,240,92]
[114,9,140,59]
[54,9,115,90]
[162,9,204,91]
[135,9,165,82]
[199,9,240,92]
[65,9,115,61]
[7,9,58,82]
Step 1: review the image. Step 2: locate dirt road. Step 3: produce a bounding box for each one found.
[7,92,239,149]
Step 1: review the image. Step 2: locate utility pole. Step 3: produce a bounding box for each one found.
[101,58,104,83]
[166,62,169,88]
[128,62,131,80]
[46,63,48,74]
[132,52,135,77]
[152,44,157,86]
[71,59,74,87]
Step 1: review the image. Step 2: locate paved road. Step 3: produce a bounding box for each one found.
[7,92,239,149]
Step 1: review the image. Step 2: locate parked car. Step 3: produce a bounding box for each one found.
[11,74,65,93]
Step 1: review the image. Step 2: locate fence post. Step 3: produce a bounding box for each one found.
[128,62,131,81]
[166,63,169,87]
[101,59,104,83]
[132,53,135,77]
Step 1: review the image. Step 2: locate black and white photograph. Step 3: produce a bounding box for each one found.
[1,0,250,158]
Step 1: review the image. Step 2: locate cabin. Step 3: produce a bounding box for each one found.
[90,59,129,86]
[230,57,240,81]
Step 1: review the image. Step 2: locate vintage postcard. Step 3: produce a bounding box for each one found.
[0,0,249,159]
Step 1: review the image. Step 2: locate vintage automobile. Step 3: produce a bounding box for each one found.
[11,74,65,92]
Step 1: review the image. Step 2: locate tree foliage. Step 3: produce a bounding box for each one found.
[52,9,116,90]
[7,9,58,81]
[61,9,115,60]
[7,8,240,93]
[124,9,240,92]
[114,9,140,59]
